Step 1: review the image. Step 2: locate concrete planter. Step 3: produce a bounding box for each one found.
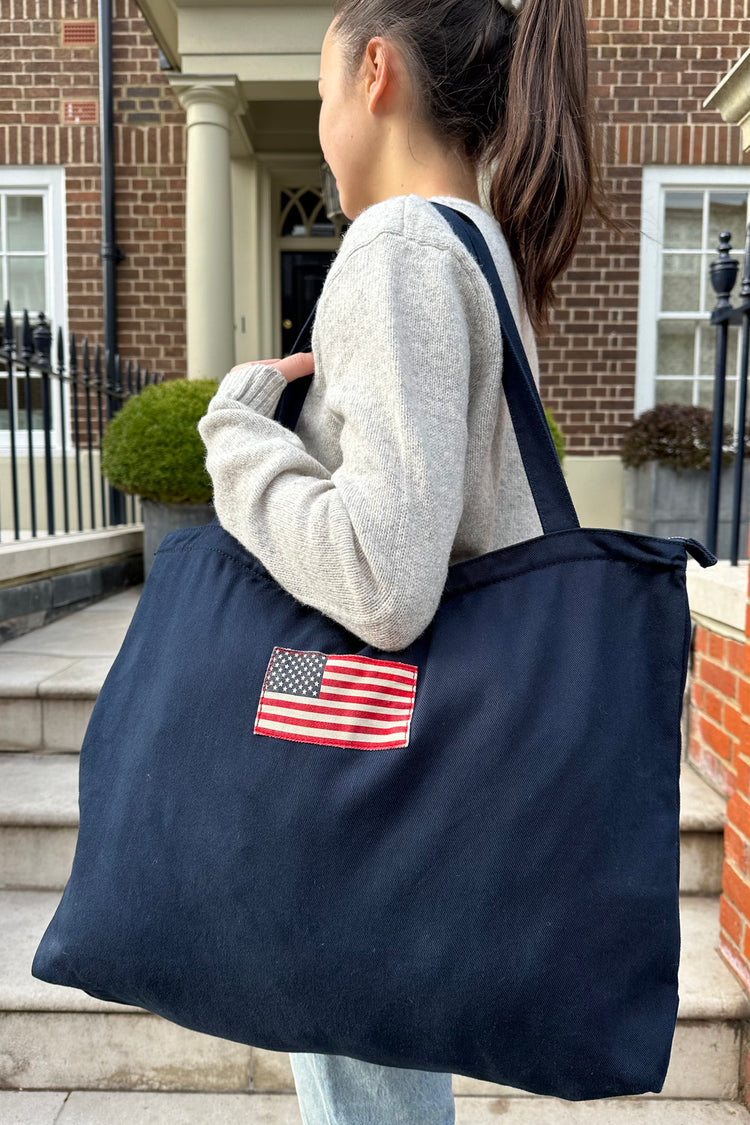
[622,461,750,559]
[141,499,215,578]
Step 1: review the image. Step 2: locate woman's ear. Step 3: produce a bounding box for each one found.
[363,37,400,115]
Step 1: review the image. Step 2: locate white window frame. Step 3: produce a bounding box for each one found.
[1,166,68,453]
[636,165,750,422]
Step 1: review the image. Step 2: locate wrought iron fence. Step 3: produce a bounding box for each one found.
[0,301,162,544]
[708,224,750,565]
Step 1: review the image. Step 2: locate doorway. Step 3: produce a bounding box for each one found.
[280,251,335,356]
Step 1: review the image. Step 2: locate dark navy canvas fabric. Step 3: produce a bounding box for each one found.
[31,205,716,1101]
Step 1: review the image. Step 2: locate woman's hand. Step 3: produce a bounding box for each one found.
[228,351,314,384]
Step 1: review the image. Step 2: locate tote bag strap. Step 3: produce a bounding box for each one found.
[431,203,579,533]
[273,201,580,534]
[272,301,318,431]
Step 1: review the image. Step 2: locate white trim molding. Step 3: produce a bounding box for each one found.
[0,165,68,454]
[636,166,750,421]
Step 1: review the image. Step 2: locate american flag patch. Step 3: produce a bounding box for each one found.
[254,646,418,750]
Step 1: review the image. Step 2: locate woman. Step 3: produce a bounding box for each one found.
[198,0,609,1119]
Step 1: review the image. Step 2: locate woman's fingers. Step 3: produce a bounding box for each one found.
[274,351,315,383]
[228,352,314,384]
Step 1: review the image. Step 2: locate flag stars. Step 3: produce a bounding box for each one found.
[266,647,327,698]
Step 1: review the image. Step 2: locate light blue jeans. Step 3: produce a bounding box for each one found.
[288,1052,455,1125]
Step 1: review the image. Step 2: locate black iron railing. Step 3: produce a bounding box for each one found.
[0,301,162,543]
[708,225,750,566]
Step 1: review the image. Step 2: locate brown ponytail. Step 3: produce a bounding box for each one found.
[330,0,615,335]
[484,0,611,333]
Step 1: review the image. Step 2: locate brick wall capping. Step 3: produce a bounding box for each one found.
[687,558,749,642]
[0,528,144,587]
[703,45,750,151]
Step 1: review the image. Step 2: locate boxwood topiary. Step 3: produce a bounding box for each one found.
[545,408,566,465]
[101,378,219,504]
[620,403,748,471]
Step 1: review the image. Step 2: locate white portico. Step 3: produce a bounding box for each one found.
[136,0,346,381]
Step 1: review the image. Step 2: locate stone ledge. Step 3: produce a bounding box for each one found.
[0,527,143,585]
[686,558,748,641]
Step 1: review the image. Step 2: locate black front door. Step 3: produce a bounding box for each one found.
[280,251,336,357]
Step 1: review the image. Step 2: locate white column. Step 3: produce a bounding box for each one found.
[172,82,242,381]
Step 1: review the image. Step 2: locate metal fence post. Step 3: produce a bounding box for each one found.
[707,232,739,557]
[33,312,55,537]
[2,302,20,540]
[729,223,750,566]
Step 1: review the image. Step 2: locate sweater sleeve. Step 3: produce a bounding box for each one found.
[197,230,472,651]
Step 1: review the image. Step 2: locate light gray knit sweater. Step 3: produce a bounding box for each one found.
[197,193,542,651]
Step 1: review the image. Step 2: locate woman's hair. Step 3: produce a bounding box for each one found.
[329,0,615,336]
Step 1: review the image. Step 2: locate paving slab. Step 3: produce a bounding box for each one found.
[456,1100,750,1123]
[0,1091,68,1124]
[0,1092,749,1125]
[83,587,142,613]
[58,1091,301,1124]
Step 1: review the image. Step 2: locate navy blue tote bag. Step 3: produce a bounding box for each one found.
[31,204,716,1101]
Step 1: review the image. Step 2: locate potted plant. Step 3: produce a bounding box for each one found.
[620,403,750,556]
[546,408,565,466]
[101,378,219,576]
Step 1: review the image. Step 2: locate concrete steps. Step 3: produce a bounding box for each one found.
[1,1091,750,1125]
[0,587,140,753]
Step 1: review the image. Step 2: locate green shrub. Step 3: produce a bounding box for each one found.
[101,378,219,503]
[545,408,565,465]
[619,403,748,471]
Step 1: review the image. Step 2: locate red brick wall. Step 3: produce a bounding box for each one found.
[538,0,750,454]
[688,545,750,1004]
[3,0,749,451]
[0,0,186,382]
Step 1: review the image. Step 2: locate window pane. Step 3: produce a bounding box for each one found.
[16,371,44,430]
[661,253,701,311]
[657,319,696,376]
[707,193,748,253]
[7,195,45,252]
[697,377,736,428]
[8,257,45,312]
[699,323,739,377]
[663,192,703,249]
[655,378,693,406]
[0,374,8,430]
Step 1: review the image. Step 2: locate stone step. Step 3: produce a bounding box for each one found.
[0,588,139,753]
[2,890,748,1098]
[0,752,727,894]
[0,1091,749,1125]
